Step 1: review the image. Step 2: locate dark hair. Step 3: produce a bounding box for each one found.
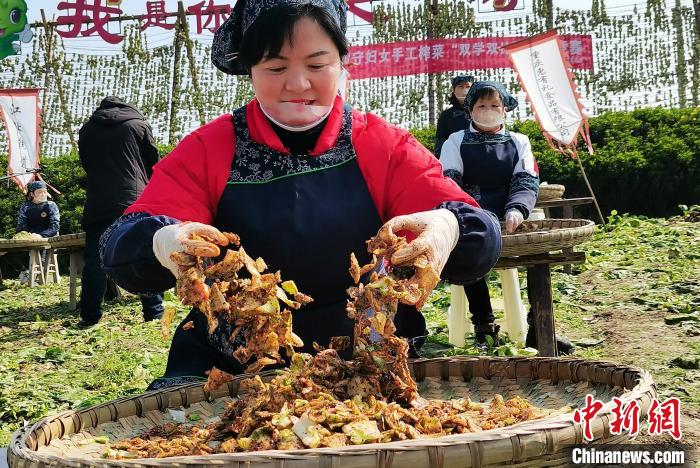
[467,86,502,112]
[238,4,348,71]
[451,75,474,88]
[448,93,461,107]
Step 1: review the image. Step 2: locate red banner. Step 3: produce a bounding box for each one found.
[344,35,592,79]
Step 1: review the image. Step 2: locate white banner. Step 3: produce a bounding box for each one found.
[475,0,532,23]
[0,89,41,190]
[504,30,590,148]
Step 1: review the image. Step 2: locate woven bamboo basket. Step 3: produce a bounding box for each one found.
[9,356,655,468]
[48,233,86,250]
[537,184,565,202]
[500,219,595,258]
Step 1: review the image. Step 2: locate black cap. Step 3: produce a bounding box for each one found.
[212,0,348,75]
[451,75,475,87]
[27,180,46,192]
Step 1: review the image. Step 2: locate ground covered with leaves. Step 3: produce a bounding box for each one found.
[1,209,698,460]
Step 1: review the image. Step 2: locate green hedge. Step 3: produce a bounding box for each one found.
[0,153,86,239]
[0,145,174,239]
[0,108,697,240]
[411,107,700,217]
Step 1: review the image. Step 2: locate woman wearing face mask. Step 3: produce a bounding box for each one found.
[16,180,60,239]
[439,81,560,351]
[100,0,501,389]
[434,75,474,158]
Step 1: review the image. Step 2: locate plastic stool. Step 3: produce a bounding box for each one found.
[447,279,526,346]
[44,249,61,284]
[530,208,546,221]
[498,269,527,343]
[447,284,473,347]
[28,249,46,287]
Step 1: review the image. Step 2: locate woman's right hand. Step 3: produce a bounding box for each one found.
[152,222,230,276]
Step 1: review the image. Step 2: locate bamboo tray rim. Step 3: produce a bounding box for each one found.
[538,184,566,199]
[538,183,565,190]
[47,233,86,249]
[501,219,595,238]
[500,219,595,257]
[47,233,86,241]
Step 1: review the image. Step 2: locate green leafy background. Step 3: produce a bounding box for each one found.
[2,107,697,242]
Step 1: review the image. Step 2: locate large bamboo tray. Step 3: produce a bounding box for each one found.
[537,184,565,202]
[501,219,595,258]
[9,356,655,468]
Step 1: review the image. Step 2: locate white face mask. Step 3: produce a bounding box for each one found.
[471,109,505,129]
[259,102,333,132]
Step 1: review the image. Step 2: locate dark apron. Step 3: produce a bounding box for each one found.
[25,202,52,235]
[458,131,518,219]
[152,105,426,389]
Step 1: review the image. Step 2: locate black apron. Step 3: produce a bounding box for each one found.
[458,131,519,219]
[24,201,52,235]
[152,105,426,389]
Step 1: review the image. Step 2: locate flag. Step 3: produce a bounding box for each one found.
[503,30,593,156]
[0,88,42,190]
[504,31,605,223]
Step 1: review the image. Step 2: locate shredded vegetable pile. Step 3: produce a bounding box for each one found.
[170,231,312,374]
[107,227,552,459]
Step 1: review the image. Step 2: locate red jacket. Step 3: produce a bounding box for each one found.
[126,96,477,221]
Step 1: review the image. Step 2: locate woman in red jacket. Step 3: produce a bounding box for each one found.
[100,0,501,389]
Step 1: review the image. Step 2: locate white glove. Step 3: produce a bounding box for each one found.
[153,222,229,276]
[383,208,459,274]
[505,209,524,234]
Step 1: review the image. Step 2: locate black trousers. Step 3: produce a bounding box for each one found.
[463,277,496,326]
[79,223,164,323]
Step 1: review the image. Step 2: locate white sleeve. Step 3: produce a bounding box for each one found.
[438,130,464,176]
[511,132,537,177]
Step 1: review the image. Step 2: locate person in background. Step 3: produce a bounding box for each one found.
[16,180,60,238]
[434,75,474,158]
[99,0,501,389]
[77,97,165,327]
[439,81,574,354]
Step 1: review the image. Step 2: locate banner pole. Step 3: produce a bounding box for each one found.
[180,4,206,126]
[41,10,77,154]
[168,1,185,145]
[574,152,605,224]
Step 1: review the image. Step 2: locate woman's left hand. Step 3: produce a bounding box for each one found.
[504,209,524,234]
[383,208,459,274]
